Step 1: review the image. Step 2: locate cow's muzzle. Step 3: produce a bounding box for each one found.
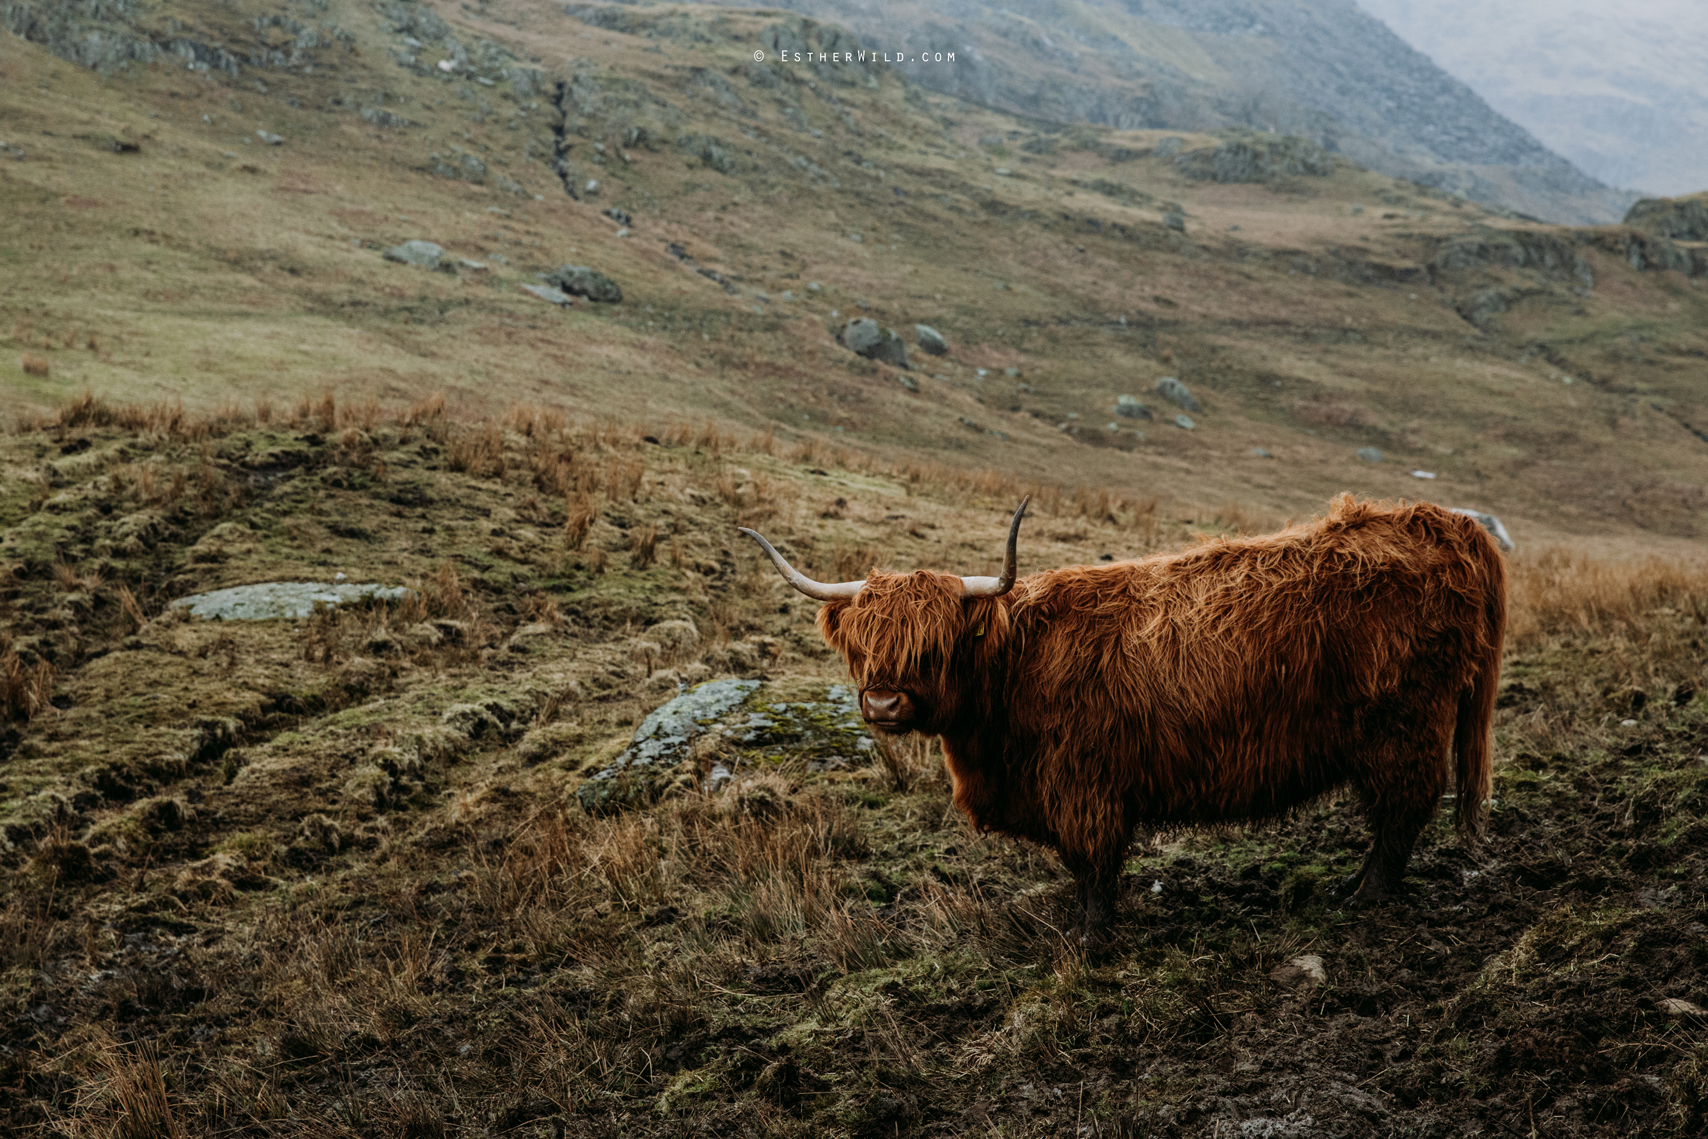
[860,689,917,732]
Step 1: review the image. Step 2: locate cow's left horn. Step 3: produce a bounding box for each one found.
[960,496,1029,598]
[738,528,866,601]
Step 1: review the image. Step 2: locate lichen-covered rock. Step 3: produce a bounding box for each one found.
[578,678,762,813]
[171,582,410,621]
[576,680,875,813]
[544,264,623,303]
[841,318,909,367]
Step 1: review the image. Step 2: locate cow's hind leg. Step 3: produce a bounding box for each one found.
[1073,861,1121,944]
[1345,720,1452,907]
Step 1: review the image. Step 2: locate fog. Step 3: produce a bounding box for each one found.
[1358,0,1708,194]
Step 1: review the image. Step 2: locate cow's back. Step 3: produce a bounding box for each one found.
[998,496,1504,826]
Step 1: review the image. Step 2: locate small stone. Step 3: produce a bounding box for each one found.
[458,258,488,270]
[1174,414,1195,430]
[584,178,600,195]
[1115,395,1152,420]
[849,232,863,243]
[1161,211,1186,232]
[1410,470,1436,479]
[1155,375,1201,412]
[914,324,948,355]
[1356,446,1385,463]
[256,130,282,145]
[1657,998,1707,1018]
[1270,954,1327,988]
[1251,447,1273,458]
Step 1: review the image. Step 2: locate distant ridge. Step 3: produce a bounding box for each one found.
[723,0,1636,224]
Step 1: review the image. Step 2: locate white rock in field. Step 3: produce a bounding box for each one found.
[1450,508,1515,552]
[1270,954,1328,989]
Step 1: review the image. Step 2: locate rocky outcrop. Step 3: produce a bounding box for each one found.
[1174,134,1333,183]
[1624,193,1708,242]
[576,680,875,813]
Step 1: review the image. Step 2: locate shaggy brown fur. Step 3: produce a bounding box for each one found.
[816,495,1507,938]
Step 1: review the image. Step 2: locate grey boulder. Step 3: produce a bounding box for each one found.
[841,318,909,367]
[544,264,623,303]
[1154,375,1202,412]
[383,240,450,271]
[914,324,948,355]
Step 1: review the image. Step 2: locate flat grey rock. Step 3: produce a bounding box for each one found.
[383,240,446,270]
[914,324,948,355]
[577,680,875,813]
[256,130,283,146]
[172,582,410,621]
[520,283,573,306]
[1357,446,1385,463]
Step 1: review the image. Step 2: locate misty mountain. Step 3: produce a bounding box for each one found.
[732,0,1636,224]
[1358,0,1708,198]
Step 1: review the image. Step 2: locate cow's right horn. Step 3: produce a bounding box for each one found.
[960,496,1030,598]
[738,528,866,601]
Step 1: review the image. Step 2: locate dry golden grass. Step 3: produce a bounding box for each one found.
[21,352,49,378]
[1508,548,1708,649]
[1,650,56,722]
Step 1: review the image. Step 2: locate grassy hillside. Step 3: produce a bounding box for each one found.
[2,396,1708,1136]
[4,3,1708,1136]
[3,0,1708,546]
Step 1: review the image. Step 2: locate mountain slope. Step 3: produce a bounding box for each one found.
[720,0,1635,224]
[2,0,1707,547]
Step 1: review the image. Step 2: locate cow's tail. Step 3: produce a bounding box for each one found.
[1453,529,1506,840]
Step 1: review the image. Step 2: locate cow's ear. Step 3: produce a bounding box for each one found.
[816,600,850,650]
[964,597,1009,660]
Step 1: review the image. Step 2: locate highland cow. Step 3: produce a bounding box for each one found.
[739,494,1506,940]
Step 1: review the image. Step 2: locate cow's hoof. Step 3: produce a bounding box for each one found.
[1343,883,1387,910]
[1077,923,1112,949]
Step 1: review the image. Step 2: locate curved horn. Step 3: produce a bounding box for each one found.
[960,496,1030,598]
[737,527,866,601]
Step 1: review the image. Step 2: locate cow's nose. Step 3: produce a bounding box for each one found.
[861,689,912,723]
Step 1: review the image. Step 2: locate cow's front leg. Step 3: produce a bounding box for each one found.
[1077,869,1119,945]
